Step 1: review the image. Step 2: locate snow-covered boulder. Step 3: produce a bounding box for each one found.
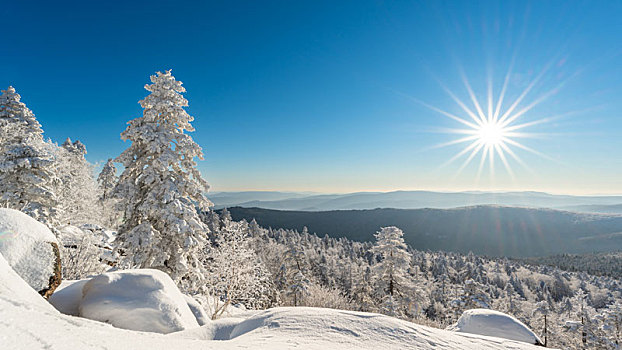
[448,309,544,345]
[0,208,61,298]
[49,279,90,316]
[79,269,200,333]
[58,225,86,247]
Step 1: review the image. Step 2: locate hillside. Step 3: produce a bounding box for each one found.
[226,205,622,257]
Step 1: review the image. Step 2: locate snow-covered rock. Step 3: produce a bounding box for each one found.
[79,269,200,333]
[49,279,90,316]
[0,208,61,297]
[448,308,544,345]
[58,225,86,247]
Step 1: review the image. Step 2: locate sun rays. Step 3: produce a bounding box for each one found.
[423,62,564,181]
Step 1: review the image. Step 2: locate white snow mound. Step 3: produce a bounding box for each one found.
[0,208,59,292]
[448,308,544,345]
[49,279,90,316]
[79,269,200,333]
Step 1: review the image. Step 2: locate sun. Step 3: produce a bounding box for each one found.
[477,121,506,147]
[411,62,561,180]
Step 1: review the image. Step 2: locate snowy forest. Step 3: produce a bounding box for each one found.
[2,71,622,349]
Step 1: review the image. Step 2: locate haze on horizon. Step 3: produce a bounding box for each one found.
[2,1,621,195]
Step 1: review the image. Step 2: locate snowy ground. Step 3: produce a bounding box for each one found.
[1,255,545,350]
[0,209,548,349]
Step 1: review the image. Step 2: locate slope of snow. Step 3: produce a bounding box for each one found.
[173,307,546,349]
[79,269,199,334]
[0,208,58,291]
[448,308,543,345]
[1,254,545,349]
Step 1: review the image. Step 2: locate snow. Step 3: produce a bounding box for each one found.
[0,253,545,349]
[448,308,544,345]
[0,208,58,291]
[184,294,210,326]
[48,279,90,316]
[58,225,85,246]
[79,269,200,333]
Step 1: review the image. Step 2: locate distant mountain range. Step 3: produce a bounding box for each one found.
[210,190,622,213]
[225,206,622,257]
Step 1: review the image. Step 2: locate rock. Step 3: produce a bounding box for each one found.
[448,308,544,345]
[0,208,62,298]
[79,269,200,334]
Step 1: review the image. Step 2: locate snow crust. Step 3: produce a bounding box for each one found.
[79,269,199,333]
[448,308,543,345]
[0,208,58,291]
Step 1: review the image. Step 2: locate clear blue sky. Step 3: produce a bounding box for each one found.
[2,1,621,194]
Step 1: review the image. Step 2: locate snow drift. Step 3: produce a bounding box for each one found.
[0,208,61,296]
[448,308,544,345]
[79,269,199,333]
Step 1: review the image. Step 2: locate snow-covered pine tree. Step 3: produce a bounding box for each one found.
[97,158,117,201]
[0,86,58,226]
[97,158,120,228]
[533,300,550,347]
[114,70,212,292]
[371,226,413,317]
[54,137,100,226]
[282,245,310,306]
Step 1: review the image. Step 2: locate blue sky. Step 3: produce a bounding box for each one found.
[2,1,621,194]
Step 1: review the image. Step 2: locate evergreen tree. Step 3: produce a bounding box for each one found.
[97,158,120,228]
[97,158,117,201]
[282,245,310,306]
[371,226,413,317]
[114,70,212,291]
[0,86,58,226]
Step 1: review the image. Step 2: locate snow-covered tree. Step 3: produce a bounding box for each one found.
[97,159,120,228]
[54,138,100,226]
[280,245,310,306]
[97,158,117,201]
[533,300,551,347]
[114,70,212,292]
[61,232,107,280]
[205,220,272,319]
[0,86,58,226]
[371,226,413,317]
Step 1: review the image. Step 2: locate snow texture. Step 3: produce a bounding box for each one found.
[0,208,58,291]
[448,308,544,345]
[79,269,199,333]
